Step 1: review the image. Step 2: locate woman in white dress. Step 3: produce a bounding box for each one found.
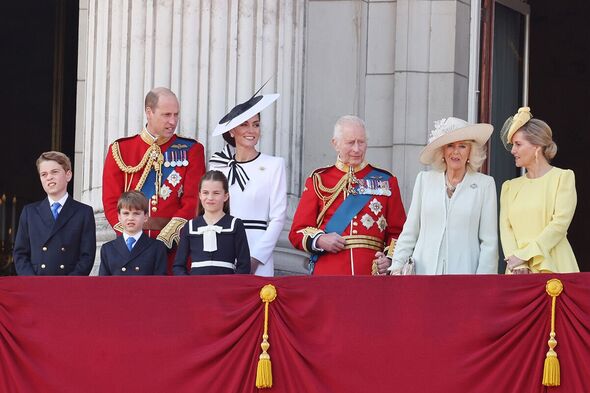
[209,93,286,276]
[388,117,498,275]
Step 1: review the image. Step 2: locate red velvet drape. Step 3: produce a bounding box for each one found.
[1,274,589,393]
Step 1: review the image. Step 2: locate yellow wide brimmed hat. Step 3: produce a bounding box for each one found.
[420,117,493,165]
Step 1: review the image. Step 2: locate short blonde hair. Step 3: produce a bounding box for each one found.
[430,141,487,172]
[36,151,72,173]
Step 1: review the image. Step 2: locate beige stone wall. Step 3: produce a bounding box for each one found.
[75,0,475,275]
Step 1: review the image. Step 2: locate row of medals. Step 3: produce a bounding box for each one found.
[163,151,189,168]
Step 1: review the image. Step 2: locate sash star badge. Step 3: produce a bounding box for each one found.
[377,216,387,232]
[167,170,182,187]
[368,198,383,215]
[160,184,172,200]
[361,213,375,230]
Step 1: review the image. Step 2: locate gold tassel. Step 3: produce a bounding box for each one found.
[256,284,277,389]
[542,279,563,387]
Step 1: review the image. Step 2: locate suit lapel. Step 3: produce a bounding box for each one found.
[115,236,132,259]
[37,198,55,228]
[130,234,150,260]
[111,236,132,270]
[43,197,78,243]
[52,197,76,231]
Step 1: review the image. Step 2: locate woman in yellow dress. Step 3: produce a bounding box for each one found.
[499,107,579,273]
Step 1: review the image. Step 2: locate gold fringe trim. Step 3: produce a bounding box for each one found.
[256,284,277,389]
[111,141,164,196]
[542,278,563,387]
[313,171,349,227]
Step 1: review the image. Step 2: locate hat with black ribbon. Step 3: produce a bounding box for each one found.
[212,83,279,146]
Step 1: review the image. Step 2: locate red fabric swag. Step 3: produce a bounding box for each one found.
[1,274,589,393]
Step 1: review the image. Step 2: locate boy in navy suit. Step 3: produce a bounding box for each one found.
[14,151,96,275]
[99,191,167,275]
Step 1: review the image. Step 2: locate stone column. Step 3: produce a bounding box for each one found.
[392,0,472,205]
[75,0,305,274]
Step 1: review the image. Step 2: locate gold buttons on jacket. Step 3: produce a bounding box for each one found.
[353,222,358,226]
[59,265,65,269]
[41,264,46,269]
[42,246,47,251]
[152,207,157,212]
[122,267,127,272]
[352,230,358,234]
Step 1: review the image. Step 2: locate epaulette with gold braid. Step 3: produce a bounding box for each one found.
[370,165,393,177]
[307,164,333,178]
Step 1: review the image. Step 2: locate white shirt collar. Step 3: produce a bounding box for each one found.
[123,232,143,244]
[48,193,69,208]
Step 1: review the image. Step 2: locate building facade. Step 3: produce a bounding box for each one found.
[75,0,496,274]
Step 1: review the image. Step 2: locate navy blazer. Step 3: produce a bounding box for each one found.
[99,234,167,276]
[13,197,96,276]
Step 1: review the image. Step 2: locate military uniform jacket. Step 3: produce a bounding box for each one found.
[13,197,96,276]
[289,162,406,275]
[99,234,168,276]
[102,130,206,245]
[172,215,251,275]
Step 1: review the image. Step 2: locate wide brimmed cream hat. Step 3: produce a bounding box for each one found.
[419,117,493,165]
[212,93,279,146]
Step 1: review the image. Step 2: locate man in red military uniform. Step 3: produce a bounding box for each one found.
[102,87,206,273]
[289,115,406,275]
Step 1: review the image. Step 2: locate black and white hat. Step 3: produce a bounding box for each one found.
[212,93,279,146]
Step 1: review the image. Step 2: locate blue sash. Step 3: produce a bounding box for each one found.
[309,168,390,274]
[141,137,196,198]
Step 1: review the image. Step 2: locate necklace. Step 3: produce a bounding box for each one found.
[445,174,457,197]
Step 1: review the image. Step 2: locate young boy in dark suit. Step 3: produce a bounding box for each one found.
[13,151,96,275]
[99,191,167,275]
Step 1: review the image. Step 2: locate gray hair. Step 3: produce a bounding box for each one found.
[430,141,487,172]
[333,115,367,140]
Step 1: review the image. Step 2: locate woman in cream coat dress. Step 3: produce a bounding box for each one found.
[389,118,498,275]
